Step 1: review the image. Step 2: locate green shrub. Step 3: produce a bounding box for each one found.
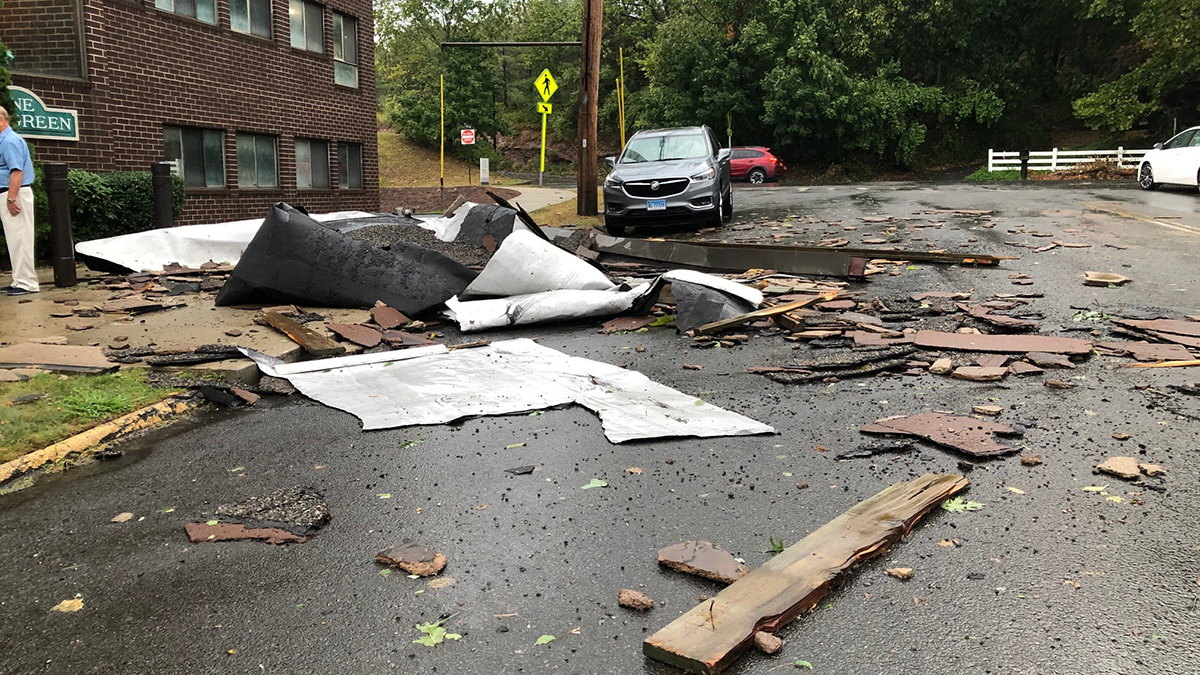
[1,168,185,266]
[66,169,185,241]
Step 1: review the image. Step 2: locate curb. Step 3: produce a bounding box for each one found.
[0,394,203,492]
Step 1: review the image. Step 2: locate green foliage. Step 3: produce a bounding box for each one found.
[1075,0,1200,133]
[61,388,134,420]
[964,168,1023,182]
[413,616,462,647]
[66,170,185,242]
[0,370,173,462]
[376,0,1193,171]
[535,634,556,645]
[941,497,985,513]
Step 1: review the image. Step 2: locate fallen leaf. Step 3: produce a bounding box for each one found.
[1005,487,1026,495]
[206,520,219,526]
[407,574,421,579]
[111,512,133,523]
[535,634,556,645]
[50,596,83,613]
[627,467,643,474]
[476,504,488,510]
[580,479,608,490]
[1082,485,1108,492]
[794,660,813,670]
[378,493,392,499]
[414,616,462,646]
[379,569,392,577]
[941,497,985,513]
[939,539,961,548]
[506,443,526,449]
[228,466,245,472]
[400,439,425,449]
[428,577,456,589]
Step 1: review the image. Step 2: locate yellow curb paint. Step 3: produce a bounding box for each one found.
[0,395,199,486]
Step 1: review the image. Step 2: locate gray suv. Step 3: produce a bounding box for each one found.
[602,126,732,236]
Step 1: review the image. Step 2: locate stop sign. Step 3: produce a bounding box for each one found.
[461,129,475,145]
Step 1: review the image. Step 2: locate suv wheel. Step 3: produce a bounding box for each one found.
[748,168,767,184]
[604,215,626,237]
[1138,163,1159,190]
[708,190,724,226]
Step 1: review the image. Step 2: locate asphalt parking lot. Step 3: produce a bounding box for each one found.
[1,181,1198,675]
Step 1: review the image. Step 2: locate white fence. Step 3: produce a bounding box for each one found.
[987,147,1150,172]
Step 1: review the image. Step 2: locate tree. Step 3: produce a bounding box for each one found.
[1073,0,1200,132]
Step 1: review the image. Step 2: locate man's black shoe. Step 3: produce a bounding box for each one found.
[5,286,34,296]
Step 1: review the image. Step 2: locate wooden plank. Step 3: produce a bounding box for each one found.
[1117,319,1200,338]
[1122,360,1200,369]
[912,330,1092,355]
[643,473,969,674]
[0,343,117,374]
[696,296,825,335]
[261,312,345,358]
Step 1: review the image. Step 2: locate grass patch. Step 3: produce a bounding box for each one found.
[0,370,175,463]
[527,194,605,230]
[964,167,1026,182]
[378,131,518,188]
[964,167,1052,182]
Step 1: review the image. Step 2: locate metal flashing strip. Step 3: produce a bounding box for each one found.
[245,338,775,444]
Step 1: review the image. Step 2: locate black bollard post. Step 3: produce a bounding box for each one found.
[45,163,76,287]
[1019,150,1030,181]
[151,161,174,229]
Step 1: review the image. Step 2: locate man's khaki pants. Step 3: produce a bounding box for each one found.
[1,186,38,291]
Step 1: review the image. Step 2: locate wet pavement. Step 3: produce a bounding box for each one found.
[2,182,1199,674]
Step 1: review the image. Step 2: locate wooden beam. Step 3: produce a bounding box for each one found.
[1122,359,1200,369]
[643,473,970,674]
[695,296,826,335]
[261,312,345,358]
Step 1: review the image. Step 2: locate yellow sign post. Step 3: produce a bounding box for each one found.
[534,69,558,186]
[618,47,627,149]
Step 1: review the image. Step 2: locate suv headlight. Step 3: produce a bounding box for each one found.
[690,167,716,181]
[604,173,623,187]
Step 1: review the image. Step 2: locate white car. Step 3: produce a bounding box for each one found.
[1138,126,1200,191]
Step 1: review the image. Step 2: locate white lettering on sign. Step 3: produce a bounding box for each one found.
[20,114,75,134]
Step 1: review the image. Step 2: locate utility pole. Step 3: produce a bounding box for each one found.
[576,0,602,216]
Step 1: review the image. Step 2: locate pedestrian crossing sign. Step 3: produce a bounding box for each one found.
[534,69,558,102]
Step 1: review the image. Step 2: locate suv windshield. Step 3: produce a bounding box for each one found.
[621,133,708,163]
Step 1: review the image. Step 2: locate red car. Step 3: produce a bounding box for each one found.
[730,146,786,184]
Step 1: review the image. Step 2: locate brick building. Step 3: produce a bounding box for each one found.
[0,0,379,224]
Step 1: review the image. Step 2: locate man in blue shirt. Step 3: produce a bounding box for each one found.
[0,106,37,295]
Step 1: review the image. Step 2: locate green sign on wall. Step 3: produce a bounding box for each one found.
[10,86,79,141]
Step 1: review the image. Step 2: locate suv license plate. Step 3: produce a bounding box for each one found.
[646,200,666,211]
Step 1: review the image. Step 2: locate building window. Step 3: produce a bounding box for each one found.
[296,138,330,189]
[338,142,362,189]
[289,0,323,53]
[332,12,358,88]
[164,126,224,188]
[231,0,271,38]
[237,133,278,188]
[155,0,217,24]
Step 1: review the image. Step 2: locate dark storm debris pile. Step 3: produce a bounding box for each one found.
[215,203,478,313]
[186,485,330,545]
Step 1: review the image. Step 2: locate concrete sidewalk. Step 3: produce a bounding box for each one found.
[0,266,369,383]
